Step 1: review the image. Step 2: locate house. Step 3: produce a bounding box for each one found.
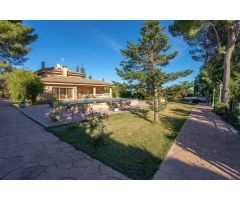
[36,62,113,100]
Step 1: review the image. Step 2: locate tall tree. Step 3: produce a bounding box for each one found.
[0,20,37,96]
[0,20,37,68]
[80,64,86,78]
[76,65,80,72]
[88,75,92,79]
[116,21,192,122]
[169,20,240,106]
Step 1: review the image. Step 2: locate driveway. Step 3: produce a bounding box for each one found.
[0,99,128,179]
[153,104,240,179]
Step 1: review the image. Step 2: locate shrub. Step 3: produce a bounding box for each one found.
[53,100,64,111]
[4,69,43,103]
[214,102,228,115]
[86,113,108,147]
[106,101,119,111]
[36,92,56,104]
[50,111,62,121]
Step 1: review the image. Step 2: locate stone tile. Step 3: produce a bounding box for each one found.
[74,158,92,168]
[68,167,86,179]
[20,166,46,179]
[0,98,127,180]
[153,105,240,180]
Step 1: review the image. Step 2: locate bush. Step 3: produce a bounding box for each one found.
[4,69,43,103]
[50,111,62,121]
[106,101,119,111]
[86,113,108,147]
[36,92,56,104]
[214,102,228,115]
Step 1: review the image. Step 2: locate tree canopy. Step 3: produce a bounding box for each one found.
[0,21,37,68]
[80,64,86,78]
[116,20,192,122]
[169,20,240,105]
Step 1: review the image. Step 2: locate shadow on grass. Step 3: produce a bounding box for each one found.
[46,105,237,180]
[129,109,152,123]
[47,123,161,180]
[159,113,190,140]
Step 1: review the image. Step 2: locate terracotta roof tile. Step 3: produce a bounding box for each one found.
[41,76,113,86]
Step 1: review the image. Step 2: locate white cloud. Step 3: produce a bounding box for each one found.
[99,33,122,52]
[89,26,122,53]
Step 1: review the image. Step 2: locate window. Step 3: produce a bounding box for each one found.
[67,88,73,99]
[60,88,67,99]
[52,88,59,99]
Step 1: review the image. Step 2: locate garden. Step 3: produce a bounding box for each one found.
[48,102,194,179]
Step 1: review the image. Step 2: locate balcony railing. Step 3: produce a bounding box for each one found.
[95,93,111,98]
[77,93,111,99]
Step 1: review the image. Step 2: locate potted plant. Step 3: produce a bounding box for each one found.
[50,111,62,121]
[113,103,119,112]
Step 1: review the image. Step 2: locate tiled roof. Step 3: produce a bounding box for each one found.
[36,67,83,74]
[41,76,113,86]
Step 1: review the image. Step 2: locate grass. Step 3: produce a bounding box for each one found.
[47,102,194,179]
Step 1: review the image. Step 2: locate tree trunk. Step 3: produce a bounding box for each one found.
[153,86,159,122]
[221,27,236,105]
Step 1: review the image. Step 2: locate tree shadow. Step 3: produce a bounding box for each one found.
[161,105,240,179]
[153,158,229,180]
[129,109,153,123]
[170,108,193,116]
[47,105,240,180]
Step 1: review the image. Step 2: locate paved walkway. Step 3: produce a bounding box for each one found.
[153,104,240,180]
[0,99,128,180]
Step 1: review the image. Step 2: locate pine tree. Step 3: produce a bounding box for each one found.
[116,21,192,122]
[0,20,37,68]
[80,64,86,78]
[88,75,92,79]
[102,78,105,81]
[76,65,80,72]
[169,20,240,106]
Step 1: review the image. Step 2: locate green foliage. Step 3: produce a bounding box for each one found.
[214,102,228,115]
[48,102,193,179]
[76,65,80,72]
[80,65,86,78]
[50,111,62,121]
[236,104,240,115]
[87,114,108,147]
[164,81,194,100]
[0,20,37,66]
[4,69,43,103]
[170,20,240,105]
[112,81,132,98]
[229,73,240,100]
[116,20,192,121]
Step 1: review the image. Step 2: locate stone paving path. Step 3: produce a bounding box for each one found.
[153,104,240,180]
[0,99,128,180]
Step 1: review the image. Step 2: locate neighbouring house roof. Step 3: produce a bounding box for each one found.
[36,67,85,77]
[41,76,113,86]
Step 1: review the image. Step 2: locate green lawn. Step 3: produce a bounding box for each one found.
[47,102,194,179]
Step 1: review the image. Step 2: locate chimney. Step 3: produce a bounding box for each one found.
[41,61,46,69]
[62,66,68,77]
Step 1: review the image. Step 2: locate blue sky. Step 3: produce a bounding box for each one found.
[23,20,202,86]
